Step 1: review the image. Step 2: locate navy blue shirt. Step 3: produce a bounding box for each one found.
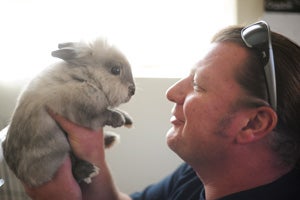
[130,163,300,200]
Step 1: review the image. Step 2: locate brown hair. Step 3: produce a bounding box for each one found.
[212,25,300,167]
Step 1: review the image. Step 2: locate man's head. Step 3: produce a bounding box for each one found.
[166,21,300,169]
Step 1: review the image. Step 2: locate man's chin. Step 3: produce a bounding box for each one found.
[166,127,180,149]
[166,127,177,138]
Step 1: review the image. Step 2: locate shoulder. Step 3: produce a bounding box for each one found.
[167,163,203,198]
[130,163,203,200]
[221,168,300,200]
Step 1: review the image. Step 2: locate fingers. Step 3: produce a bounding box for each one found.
[23,157,82,200]
[46,107,104,143]
[47,107,98,135]
[46,107,105,163]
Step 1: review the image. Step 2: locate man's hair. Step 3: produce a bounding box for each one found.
[211,25,300,167]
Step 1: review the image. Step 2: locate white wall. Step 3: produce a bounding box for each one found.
[262,12,300,45]
[236,0,264,25]
[234,0,300,45]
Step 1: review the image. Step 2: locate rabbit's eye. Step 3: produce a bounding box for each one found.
[111,65,121,75]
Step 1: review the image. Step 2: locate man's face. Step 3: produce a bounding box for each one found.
[166,42,250,167]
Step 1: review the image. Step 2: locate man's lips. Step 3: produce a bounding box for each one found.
[170,115,185,125]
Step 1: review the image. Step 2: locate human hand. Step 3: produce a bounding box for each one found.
[24,110,106,200]
[24,156,82,200]
[47,109,106,166]
[47,110,125,200]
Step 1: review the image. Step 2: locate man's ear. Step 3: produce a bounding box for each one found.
[236,107,278,144]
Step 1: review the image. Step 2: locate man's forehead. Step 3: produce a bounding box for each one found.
[190,42,247,75]
[191,43,220,69]
[190,54,217,75]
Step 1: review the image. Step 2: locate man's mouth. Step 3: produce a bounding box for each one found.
[170,115,185,126]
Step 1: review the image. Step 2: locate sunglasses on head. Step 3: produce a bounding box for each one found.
[241,20,277,111]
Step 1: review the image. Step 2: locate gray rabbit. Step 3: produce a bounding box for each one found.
[2,38,135,186]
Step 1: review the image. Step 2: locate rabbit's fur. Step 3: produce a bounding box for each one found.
[2,38,135,186]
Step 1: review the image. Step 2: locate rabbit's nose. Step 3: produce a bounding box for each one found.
[128,85,135,96]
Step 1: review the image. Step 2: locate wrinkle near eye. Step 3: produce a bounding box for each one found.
[193,76,202,92]
[193,81,206,93]
[193,69,208,93]
[193,82,200,92]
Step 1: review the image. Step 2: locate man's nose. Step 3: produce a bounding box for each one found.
[166,78,187,104]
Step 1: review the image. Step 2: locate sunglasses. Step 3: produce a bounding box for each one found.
[241,20,277,111]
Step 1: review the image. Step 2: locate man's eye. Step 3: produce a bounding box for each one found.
[193,82,205,92]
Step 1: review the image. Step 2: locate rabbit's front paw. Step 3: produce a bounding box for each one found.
[104,108,133,128]
[121,111,133,128]
[73,159,99,184]
[104,131,120,148]
[105,109,126,127]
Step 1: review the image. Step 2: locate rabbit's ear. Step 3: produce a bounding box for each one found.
[51,42,91,61]
[58,42,75,49]
[51,47,77,60]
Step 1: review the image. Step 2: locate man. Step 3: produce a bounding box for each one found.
[25,21,300,199]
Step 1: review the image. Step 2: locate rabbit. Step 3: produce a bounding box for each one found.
[2,38,135,187]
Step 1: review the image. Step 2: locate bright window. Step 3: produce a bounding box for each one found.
[0,0,237,81]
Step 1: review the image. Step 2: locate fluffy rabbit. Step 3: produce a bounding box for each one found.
[2,38,135,186]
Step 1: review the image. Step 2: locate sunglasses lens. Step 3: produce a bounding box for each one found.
[242,24,268,47]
